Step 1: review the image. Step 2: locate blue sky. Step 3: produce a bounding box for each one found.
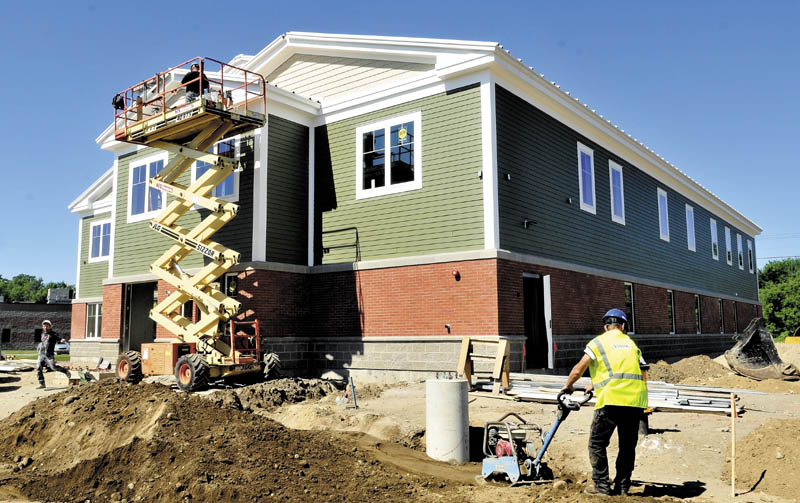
[0,0,797,284]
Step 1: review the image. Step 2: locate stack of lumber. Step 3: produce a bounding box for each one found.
[471,372,761,415]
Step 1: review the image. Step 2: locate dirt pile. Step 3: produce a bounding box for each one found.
[647,355,729,383]
[723,418,800,500]
[210,377,339,412]
[0,380,448,503]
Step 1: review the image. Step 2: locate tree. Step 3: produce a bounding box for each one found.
[759,258,800,339]
[0,274,74,303]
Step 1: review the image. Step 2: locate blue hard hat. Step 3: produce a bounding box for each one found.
[603,309,627,324]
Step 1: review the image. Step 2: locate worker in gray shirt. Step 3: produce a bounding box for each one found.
[35,320,70,389]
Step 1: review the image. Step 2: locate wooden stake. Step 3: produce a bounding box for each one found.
[731,393,737,498]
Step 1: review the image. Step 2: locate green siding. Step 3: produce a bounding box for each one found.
[315,85,484,264]
[266,115,309,265]
[495,85,759,301]
[78,214,111,298]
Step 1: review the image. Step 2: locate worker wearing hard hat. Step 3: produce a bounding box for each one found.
[35,320,71,389]
[560,308,648,496]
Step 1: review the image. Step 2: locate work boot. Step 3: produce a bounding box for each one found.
[584,485,611,496]
[613,478,631,495]
[35,384,45,389]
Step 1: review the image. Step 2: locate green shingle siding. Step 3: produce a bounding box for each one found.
[266,115,309,265]
[78,214,110,298]
[314,86,484,264]
[495,85,758,301]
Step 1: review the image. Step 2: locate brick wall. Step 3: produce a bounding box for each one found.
[233,269,310,338]
[632,284,670,334]
[0,303,71,350]
[101,284,125,340]
[701,296,721,334]
[723,300,736,333]
[71,303,87,340]
[737,302,760,332]
[156,280,173,340]
[674,291,698,334]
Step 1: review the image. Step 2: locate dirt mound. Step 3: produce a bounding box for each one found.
[723,418,800,500]
[647,355,729,383]
[210,377,339,411]
[0,379,449,503]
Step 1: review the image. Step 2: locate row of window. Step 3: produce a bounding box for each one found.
[624,283,741,335]
[577,142,755,274]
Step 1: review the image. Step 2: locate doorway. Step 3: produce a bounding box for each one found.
[523,273,553,369]
[123,282,158,352]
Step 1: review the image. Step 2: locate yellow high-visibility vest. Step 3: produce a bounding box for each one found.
[586,329,648,409]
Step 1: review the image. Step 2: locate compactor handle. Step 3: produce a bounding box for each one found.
[557,387,594,411]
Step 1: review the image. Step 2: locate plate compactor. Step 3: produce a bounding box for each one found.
[482,389,593,485]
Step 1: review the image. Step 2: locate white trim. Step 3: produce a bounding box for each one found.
[737,233,744,270]
[577,142,596,214]
[543,274,553,368]
[87,219,112,263]
[252,125,268,262]
[190,137,240,206]
[480,76,499,249]
[85,302,102,339]
[608,160,625,225]
[126,152,169,223]
[685,204,696,252]
[354,110,422,200]
[725,226,733,265]
[657,188,670,242]
[74,219,82,299]
[747,239,754,274]
[307,126,316,266]
[710,218,719,261]
[109,158,118,278]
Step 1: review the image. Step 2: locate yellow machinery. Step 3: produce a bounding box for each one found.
[112,57,279,391]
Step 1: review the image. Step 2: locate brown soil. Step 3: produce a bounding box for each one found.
[209,377,339,411]
[722,419,800,500]
[647,355,729,383]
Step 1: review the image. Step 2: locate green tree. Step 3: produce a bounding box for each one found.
[0,274,7,300]
[0,274,73,303]
[759,258,800,339]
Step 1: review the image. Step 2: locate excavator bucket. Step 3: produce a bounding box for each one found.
[724,318,800,381]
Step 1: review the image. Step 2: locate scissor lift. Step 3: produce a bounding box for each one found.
[112,57,278,391]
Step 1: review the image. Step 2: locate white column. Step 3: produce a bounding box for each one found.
[480,75,499,249]
[307,126,315,267]
[252,120,269,262]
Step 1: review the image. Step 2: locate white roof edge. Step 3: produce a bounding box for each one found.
[284,31,499,50]
[69,166,114,212]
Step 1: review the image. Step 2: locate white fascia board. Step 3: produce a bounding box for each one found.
[69,166,114,212]
[284,32,498,54]
[489,52,761,236]
[479,72,499,249]
[266,85,321,117]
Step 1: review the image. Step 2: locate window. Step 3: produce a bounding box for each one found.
[733,302,738,334]
[128,153,167,222]
[685,205,695,252]
[224,273,239,299]
[667,290,675,334]
[192,138,239,201]
[577,142,596,214]
[624,282,636,334]
[718,299,724,334]
[89,220,111,261]
[181,300,194,321]
[747,239,754,273]
[737,234,744,270]
[724,226,732,265]
[1,328,9,343]
[608,160,625,224]
[694,294,702,334]
[355,111,422,199]
[710,218,719,260]
[86,303,102,338]
[657,188,669,241]
[33,328,42,343]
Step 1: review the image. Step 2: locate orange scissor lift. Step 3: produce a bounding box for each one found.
[113,57,279,391]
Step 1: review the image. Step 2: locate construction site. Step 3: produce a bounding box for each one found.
[1,33,795,502]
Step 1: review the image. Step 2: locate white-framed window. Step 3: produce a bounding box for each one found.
[657,188,669,242]
[355,111,422,199]
[86,303,102,339]
[667,290,675,334]
[191,137,239,202]
[747,239,754,273]
[685,204,695,252]
[577,142,596,214]
[737,233,744,270]
[710,218,719,260]
[694,294,702,334]
[608,160,625,224]
[127,152,168,223]
[624,282,636,334]
[725,226,732,265]
[718,299,725,334]
[88,220,111,262]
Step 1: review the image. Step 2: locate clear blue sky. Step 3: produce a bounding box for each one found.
[0,1,797,285]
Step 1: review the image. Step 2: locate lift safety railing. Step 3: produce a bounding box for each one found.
[113,56,266,142]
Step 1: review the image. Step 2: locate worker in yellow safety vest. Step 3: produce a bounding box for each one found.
[560,308,648,496]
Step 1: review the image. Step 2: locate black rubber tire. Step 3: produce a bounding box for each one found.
[117,351,143,383]
[263,352,281,380]
[174,353,210,392]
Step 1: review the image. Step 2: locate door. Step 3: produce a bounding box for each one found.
[524,273,554,369]
[123,282,158,352]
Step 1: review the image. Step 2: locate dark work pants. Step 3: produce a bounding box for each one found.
[36,354,70,386]
[588,405,643,492]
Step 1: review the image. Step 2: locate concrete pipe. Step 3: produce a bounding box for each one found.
[425,378,469,464]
